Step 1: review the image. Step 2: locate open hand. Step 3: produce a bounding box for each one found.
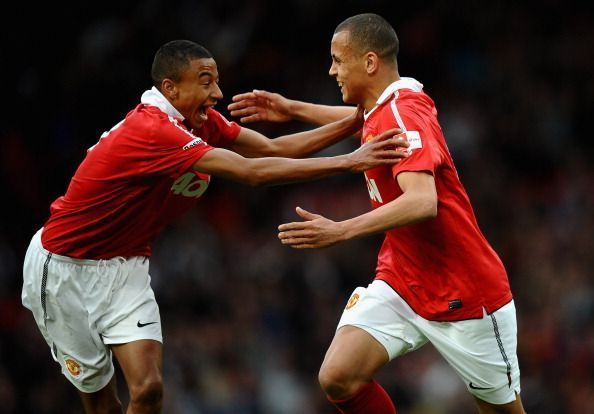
[278,207,344,249]
[347,128,410,172]
[228,89,293,123]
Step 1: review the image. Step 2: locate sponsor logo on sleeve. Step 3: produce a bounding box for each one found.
[183,137,204,150]
[405,131,422,153]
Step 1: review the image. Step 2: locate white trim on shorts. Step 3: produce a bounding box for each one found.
[337,280,521,405]
[22,229,162,393]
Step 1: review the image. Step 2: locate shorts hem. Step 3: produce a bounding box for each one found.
[337,323,399,360]
[471,385,522,405]
[64,367,115,394]
[102,334,163,345]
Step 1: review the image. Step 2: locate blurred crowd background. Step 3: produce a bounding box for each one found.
[1,0,593,413]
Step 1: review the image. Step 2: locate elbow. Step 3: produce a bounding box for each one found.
[240,167,269,187]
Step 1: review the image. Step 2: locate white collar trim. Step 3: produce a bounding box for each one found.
[365,77,424,120]
[140,86,185,120]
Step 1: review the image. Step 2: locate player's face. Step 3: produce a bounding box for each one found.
[171,58,223,129]
[329,31,367,106]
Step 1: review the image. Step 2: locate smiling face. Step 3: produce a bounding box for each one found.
[163,57,223,130]
[329,31,368,107]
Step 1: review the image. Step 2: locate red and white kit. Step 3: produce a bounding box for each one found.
[361,77,511,322]
[338,78,520,405]
[23,87,240,392]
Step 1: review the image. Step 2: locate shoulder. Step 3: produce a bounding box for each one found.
[201,108,241,143]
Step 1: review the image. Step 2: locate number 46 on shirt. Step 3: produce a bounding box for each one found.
[170,172,209,198]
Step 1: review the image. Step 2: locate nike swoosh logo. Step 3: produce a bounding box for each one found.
[137,320,158,328]
[469,382,491,390]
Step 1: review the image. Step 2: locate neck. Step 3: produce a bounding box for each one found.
[363,71,400,112]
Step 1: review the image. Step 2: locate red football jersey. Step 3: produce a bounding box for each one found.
[362,78,512,321]
[42,88,240,259]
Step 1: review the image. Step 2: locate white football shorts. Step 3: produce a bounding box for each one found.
[22,229,162,393]
[337,280,521,405]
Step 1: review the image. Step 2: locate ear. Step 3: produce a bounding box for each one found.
[161,79,178,100]
[365,52,380,75]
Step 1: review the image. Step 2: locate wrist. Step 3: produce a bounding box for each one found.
[287,99,302,121]
[337,220,353,242]
[342,153,357,173]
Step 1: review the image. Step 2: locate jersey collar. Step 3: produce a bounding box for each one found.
[140,87,185,120]
[364,77,424,120]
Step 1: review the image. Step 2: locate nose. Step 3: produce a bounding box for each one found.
[329,62,337,77]
[212,82,223,100]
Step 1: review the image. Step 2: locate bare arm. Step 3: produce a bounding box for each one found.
[192,129,407,186]
[230,106,372,158]
[228,90,356,126]
[277,171,437,248]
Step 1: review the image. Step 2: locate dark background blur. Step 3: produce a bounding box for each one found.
[1,1,593,413]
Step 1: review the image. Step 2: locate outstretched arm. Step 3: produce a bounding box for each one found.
[192,128,408,186]
[228,90,356,126]
[229,106,367,158]
[277,171,437,248]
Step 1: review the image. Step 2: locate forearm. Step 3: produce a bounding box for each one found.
[194,148,355,186]
[289,100,356,125]
[340,192,437,241]
[268,114,359,158]
[236,155,354,186]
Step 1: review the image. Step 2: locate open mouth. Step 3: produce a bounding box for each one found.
[196,106,209,122]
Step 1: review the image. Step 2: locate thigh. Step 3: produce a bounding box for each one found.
[336,280,428,360]
[78,375,122,414]
[322,325,390,380]
[422,301,522,406]
[475,393,525,414]
[112,339,162,389]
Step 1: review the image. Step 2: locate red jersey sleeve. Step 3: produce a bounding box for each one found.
[389,99,443,179]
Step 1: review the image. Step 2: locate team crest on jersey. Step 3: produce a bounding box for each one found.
[345,293,360,310]
[64,357,83,378]
[183,137,204,150]
[364,134,374,143]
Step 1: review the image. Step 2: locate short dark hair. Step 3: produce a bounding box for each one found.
[335,13,399,62]
[151,40,213,89]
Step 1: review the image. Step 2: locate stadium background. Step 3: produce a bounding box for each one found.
[1,1,593,412]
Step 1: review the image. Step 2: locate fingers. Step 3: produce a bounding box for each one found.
[366,135,410,161]
[230,91,257,102]
[278,231,317,249]
[240,114,263,124]
[278,221,307,232]
[295,206,320,220]
[228,105,258,117]
[370,128,400,140]
[279,233,312,244]
[252,89,275,99]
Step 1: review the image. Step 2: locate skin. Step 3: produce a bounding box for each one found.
[272,30,525,413]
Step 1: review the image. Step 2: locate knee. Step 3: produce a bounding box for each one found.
[318,363,360,399]
[129,376,163,408]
